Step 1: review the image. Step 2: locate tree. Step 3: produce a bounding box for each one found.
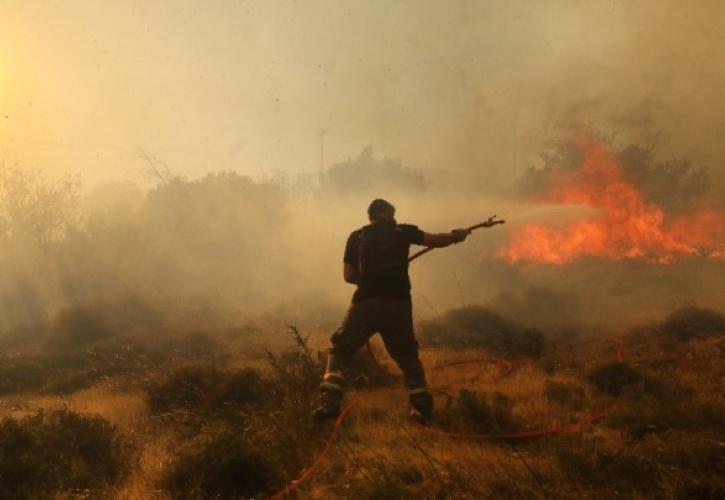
[0,165,81,247]
[519,137,711,212]
[321,146,426,193]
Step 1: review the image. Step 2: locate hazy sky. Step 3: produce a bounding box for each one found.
[1,0,724,189]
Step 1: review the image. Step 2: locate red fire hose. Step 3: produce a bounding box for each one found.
[269,336,623,498]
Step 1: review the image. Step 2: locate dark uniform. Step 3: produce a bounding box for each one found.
[316,218,433,421]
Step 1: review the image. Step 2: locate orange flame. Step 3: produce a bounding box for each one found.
[499,139,725,264]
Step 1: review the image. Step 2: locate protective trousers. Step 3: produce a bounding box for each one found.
[319,298,431,415]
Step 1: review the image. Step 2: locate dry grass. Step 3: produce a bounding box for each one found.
[0,307,723,498]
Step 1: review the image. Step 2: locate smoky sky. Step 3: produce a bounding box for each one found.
[1,0,724,191]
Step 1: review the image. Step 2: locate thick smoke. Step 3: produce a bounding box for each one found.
[1,138,723,341]
[1,1,724,339]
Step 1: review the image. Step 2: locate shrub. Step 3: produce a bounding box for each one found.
[0,357,47,394]
[160,427,279,498]
[147,364,264,414]
[544,381,585,410]
[0,410,130,499]
[587,362,642,396]
[46,306,111,349]
[557,448,659,493]
[330,462,424,500]
[419,306,545,357]
[442,389,518,434]
[658,306,725,341]
[609,397,725,438]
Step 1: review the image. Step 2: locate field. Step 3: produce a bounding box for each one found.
[0,304,723,499]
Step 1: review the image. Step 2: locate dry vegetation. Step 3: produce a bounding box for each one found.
[0,304,722,499]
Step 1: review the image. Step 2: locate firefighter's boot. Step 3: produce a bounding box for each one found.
[313,355,346,422]
[409,389,433,424]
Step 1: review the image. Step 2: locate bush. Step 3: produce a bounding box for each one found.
[46,306,111,349]
[0,357,47,394]
[0,410,130,499]
[147,364,264,414]
[557,448,659,493]
[442,389,518,434]
[544,381,585,410]
[587,362,642,396]
[0,332,184,396]
[609,397,725,439]
[419,306,545,357]
[160,427,279,498]
[658,306,725,341]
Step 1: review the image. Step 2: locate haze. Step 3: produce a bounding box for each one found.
[1,0,724,190]
[1,1,724,336]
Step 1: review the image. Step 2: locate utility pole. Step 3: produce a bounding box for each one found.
[319,129,327,177]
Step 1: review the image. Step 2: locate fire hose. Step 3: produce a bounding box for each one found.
[270,336,624,499]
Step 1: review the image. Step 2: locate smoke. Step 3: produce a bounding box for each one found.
[1,1,724,339]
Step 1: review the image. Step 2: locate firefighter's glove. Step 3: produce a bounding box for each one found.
[451,228,470,243]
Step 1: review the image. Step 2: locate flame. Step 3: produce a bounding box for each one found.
[500,139,725,264]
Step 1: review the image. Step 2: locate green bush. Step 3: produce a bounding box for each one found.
[0,410,131,499]
[160,427,279,498]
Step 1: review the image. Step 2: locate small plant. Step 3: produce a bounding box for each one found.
[587,362,642,396]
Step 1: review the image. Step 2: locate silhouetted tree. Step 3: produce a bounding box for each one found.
[519,137,710,211]
[321,146,426,193]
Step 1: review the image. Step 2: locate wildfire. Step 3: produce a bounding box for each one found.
[499,139,725,264]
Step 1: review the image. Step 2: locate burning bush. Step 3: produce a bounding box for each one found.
[419,305,545,357]
[505,137,724,264]
[159,426,279,498]
[0,410,131,499]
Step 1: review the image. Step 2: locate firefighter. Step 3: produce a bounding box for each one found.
[313,199,470,423]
